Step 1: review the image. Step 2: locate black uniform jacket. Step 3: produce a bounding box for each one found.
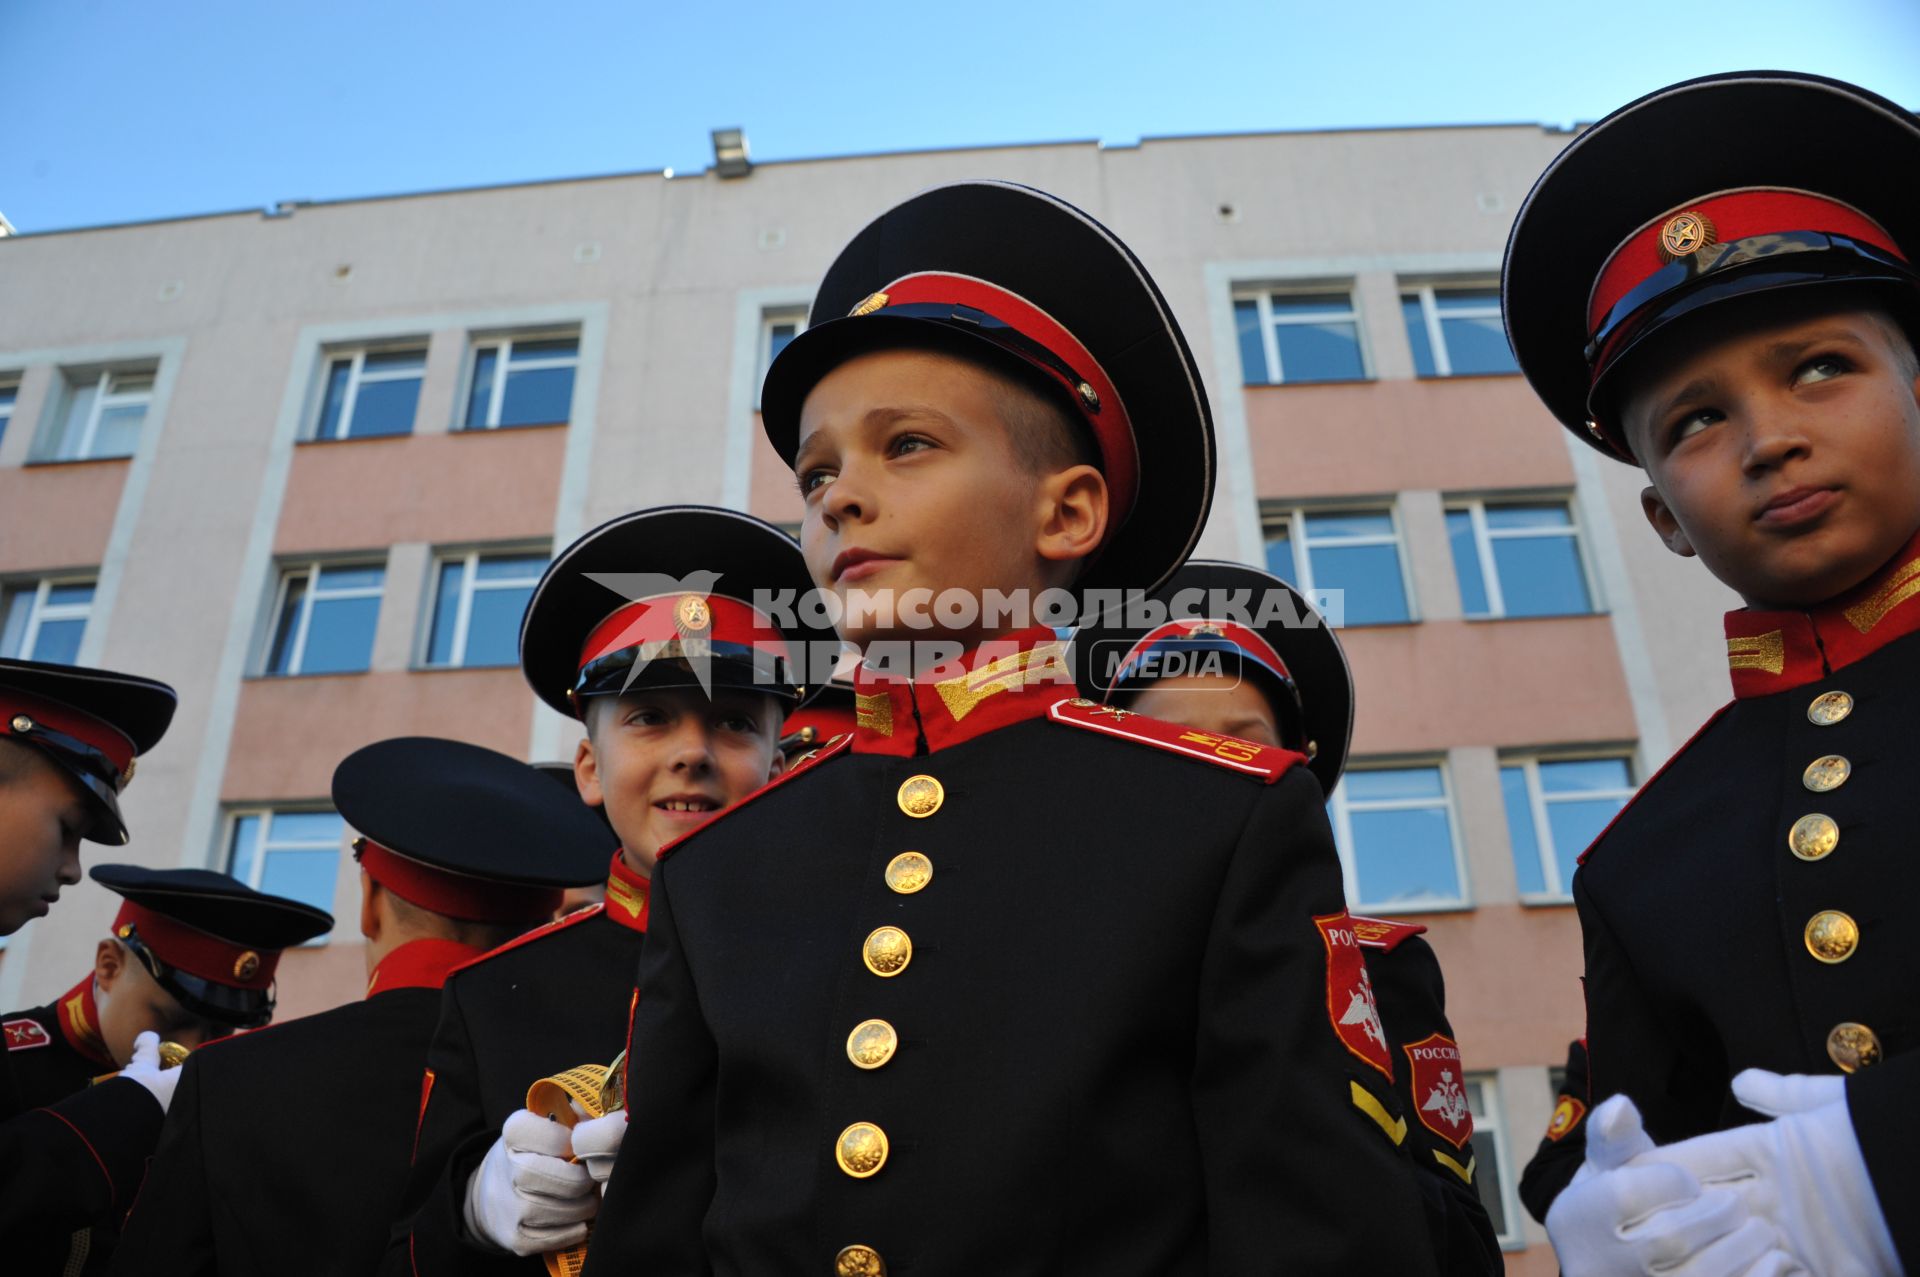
[1577,544,1920,1269]
[1518,1037,1589,1224]
[385,860,649,1277]
[4,978,117,1115]
[584,630,1440,1277]
[1359,919,1502,1274]
[109,939,487,1276]
[0,1077,162,1271]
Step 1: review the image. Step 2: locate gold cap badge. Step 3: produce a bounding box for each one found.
[676,594,711,634]
[1658,211,1716,262]
[233,951,261,981]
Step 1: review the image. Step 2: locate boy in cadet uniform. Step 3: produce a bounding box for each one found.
[1077,558,1501,1275]
[0,658,176,942]
[386,506,830,1275]
[1502,70,1920,1274]
[0,866,331,1267]
[113,737,614,1276]
[585,182,1439,1276]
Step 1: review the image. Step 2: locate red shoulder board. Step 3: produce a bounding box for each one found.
[658,732,853,861]
[1349,915,1428,953]
[4,1018,50,1052]
[1046,699,1304,783]
[1579,701,1731,867]
[449,903,605,977]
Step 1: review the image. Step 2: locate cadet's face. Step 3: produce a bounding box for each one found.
[95,944,226,1067]
[1623,303,1920,608]
[793,348,1055,649]
[576,686,783,872]
[1124,675,1284,748]
[0,748,90,935]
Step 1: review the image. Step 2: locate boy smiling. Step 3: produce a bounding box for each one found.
[1503,71,1920,1274]
[388,506,828,1274]
[585,182,1439,1276]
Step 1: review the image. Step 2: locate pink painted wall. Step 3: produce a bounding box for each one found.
[0,459,127,573]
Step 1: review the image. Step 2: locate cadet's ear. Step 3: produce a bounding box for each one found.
[358,868,382,943]
[574,733,605,809]
[765,748,788,784]
[94,937,125,990]
[1641,485,1697,558]
[1034,464,1109,569]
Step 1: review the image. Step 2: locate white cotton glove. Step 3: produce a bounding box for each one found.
[568,1109,628,1196]
[119,1031,181,1114]
[1634,1070,1902,1277]
[462,1109,598,1256]
[1546,1094,1803,1277]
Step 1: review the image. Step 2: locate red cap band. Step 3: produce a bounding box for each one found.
[875,272,1141,528]
[114,901,278,991]
[2,690,136,776]
[1119,617,1292,684]
[1588,188,1906,349]
[577,593,793,674]
[357,839,561,926]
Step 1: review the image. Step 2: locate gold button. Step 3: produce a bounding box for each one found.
[896,774,944,818]
[862,926,912,977]
[9,715,32,734]
[1788,813,1840,862]
[835,1122,889,1178]
[846,1019,899,1070]
[1802,755,1852,793]
[1827,1022,1883,1073]
[835,1244,887,1276]
[1804,910,1860,963]
[884,851,933,894]
[1807,691,1854,726]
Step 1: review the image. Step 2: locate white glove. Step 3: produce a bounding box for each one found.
[462,1109,598,1256]
[1636,1070,1901,1277]
[119,1031,181,1114]
[1546,1094,1803,1277]
[569,1109,627,1195]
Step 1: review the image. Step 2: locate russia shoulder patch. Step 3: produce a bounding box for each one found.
[1314,910,1393,1080]
[658,732,853,861]
[1349,914,1429,953]
[1047,698,1304,783]
[3,1018,49,1052]
[1403,1033,1474,1149]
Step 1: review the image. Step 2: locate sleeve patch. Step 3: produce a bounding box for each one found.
[4,1017,50,1051]
[1349,914,1428,952]
[1402,1033,1474,1149]
[1047,698,1305,783]
[1545,1094,1587,1142]
[1315,911,1393,1080]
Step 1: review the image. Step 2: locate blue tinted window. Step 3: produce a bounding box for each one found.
[345,377,419,439]
[299,596,380,674]
[1309,544,1408,625]
[1234,299,1267,384]
[1402,296,1438,377]
[266,575,309,675]
[226,814,262,886]
[1441,313,1518,375]
[1345,767,1445,803]
[258,849,338,918]
[1263,526,1294,582]
[1348,805,1460,905]
[498,365,573,427]
[1493,536,1592,618]
[464,585,532,667]
[465,349,498,429]
[427,560,465,666]
[1448,510,1490,617]
[1539,757,1632,794]
[29,619,85,665]
[1501,766,1546,896]
[1274,322,1364,383]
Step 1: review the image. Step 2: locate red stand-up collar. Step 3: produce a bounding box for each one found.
[604,851,650,933]
[56,975,113,1068]
[851,626,1076,757]
[366,938,487,999]
[1725,527,1920,698]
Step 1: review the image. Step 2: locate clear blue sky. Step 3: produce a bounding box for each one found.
[3,0,1916,233]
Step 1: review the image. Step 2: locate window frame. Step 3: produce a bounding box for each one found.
[1,576,96,663]
[263,559,386,677]
[419,547,548,669]
[1446,496,1600,619]
[51,367,154,461]
[1466,1073,1524,1249]
[1326,756,1471,912]
[0,378,18,449]
[460,332,581,431]
[756,307,809,405]
[1233,285,1369,386]
[1263,502,1418,627]
[307,344,427,442]
[222,805,343,944]
[1501,751,1637,903]
[1399,282,1513,378]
